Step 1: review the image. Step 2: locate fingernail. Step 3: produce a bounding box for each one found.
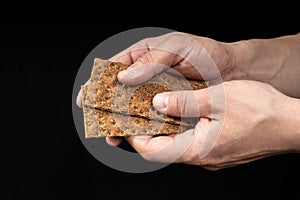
[153,93,170,112]
[118,69,136,79]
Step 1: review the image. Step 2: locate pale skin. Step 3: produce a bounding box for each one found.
[77,32,300,170]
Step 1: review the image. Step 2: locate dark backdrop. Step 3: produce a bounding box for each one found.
[2,7,299,199]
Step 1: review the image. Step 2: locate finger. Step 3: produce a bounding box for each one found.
[166,62,204,80]
[109,48,149,65]
[76,79,90,108]
[126,135,173,154]
[78,44,149,107]
[109,37,151,64]
[126,130,196,163]
[152,88,212,118]
[106,137,123,146]
[117,62,167,85]
[125,135,174,162]
[76,89,83,108]
[117,49,181,85]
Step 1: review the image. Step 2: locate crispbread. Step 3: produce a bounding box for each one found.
[82,58,207,137]
[83,106,194,137]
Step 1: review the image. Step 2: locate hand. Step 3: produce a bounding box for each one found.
[76,32,300,148]
[125,80,300,170]
[76,32,237,145]
[112,32,235,85]
[112,32,300,97]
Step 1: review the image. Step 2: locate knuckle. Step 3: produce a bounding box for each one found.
[152,32,189,53]
[137,52,154,64]
[181,93,189,116]
[171,93,182,116]
[170,92,189,116]
[164,32,187,43]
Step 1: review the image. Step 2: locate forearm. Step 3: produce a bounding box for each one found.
[228,33,300,97]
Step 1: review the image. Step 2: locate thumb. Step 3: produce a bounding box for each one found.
[153,89,212,118]
[117,49,178,85]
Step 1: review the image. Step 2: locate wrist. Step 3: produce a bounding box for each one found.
[280,97,300,153]
[226,35,291,82]
[227,34,300,83]
[228,38,284,81]
[219,39,265,81]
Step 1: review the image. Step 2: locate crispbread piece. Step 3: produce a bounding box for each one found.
[84,58,207,126]
[83,106,193,137]
[82,58,207,137]
[82,81,194,137]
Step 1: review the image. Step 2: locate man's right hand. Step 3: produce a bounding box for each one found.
[111,32,236,85]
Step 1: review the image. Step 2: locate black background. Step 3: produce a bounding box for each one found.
[2,7,300,199]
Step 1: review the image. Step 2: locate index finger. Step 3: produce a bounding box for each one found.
[109,44,149,64]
